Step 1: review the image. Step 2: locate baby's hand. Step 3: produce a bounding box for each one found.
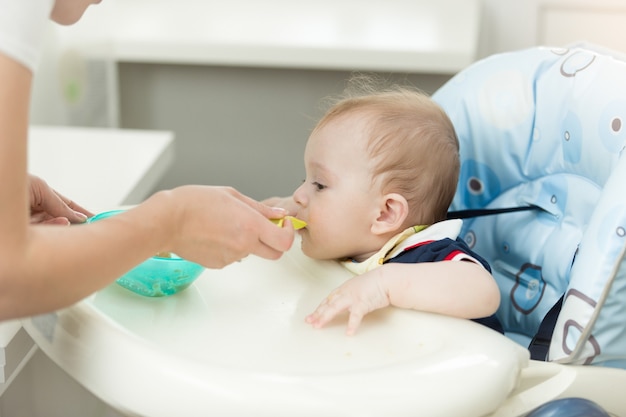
[305,271,390,335]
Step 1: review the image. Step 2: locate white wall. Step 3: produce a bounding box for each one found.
[477,0,626,58]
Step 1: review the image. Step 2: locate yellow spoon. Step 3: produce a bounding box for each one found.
[271,216,307,230]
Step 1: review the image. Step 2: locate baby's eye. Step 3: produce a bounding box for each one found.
[312,181,327,191]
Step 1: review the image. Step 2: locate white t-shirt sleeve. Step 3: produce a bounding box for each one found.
[0,0,55,72]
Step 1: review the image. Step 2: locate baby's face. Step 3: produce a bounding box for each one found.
[292,115,384,261]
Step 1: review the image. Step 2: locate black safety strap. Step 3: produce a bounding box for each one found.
[447,205,540,219]
[446,204,563,361]
[528,295,564,361]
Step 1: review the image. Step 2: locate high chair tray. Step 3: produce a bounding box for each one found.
[23,238,529,417]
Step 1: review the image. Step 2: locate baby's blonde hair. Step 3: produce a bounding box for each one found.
[315,76,459,225]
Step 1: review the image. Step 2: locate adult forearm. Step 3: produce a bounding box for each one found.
[0,193,171,320]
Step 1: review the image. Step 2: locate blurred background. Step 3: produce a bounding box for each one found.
[30,0,626,201]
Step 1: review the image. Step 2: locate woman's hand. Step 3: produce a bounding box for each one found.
[154,186,296,269]
[28,174,94,225]
[262,195,298,215]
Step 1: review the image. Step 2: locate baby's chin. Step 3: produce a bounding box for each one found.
[300,239,339,260]
[300,240,320,259]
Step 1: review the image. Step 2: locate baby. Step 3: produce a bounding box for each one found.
[270,78,502,335]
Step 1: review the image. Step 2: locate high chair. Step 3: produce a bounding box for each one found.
[433,44,626,415]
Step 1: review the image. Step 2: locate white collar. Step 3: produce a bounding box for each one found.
[342,219,463,275]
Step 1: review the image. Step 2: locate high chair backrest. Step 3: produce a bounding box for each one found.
[432,46,626,368]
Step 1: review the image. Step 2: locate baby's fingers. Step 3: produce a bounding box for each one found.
[345,307,367,336]
[305,305,340,328]
[306,294,350,328]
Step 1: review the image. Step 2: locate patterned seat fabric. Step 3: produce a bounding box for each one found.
[433,46,626,368]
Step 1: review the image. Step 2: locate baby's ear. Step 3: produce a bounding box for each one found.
[372,193,409,235]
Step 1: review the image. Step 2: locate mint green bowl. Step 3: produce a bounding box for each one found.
[87,210,205,297]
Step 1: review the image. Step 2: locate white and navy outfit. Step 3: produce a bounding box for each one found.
[342,219,503,333]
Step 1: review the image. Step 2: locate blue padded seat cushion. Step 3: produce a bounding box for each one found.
[433,46,626,367]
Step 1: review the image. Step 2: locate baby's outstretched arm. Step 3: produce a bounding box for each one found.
[306,260,500,335]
